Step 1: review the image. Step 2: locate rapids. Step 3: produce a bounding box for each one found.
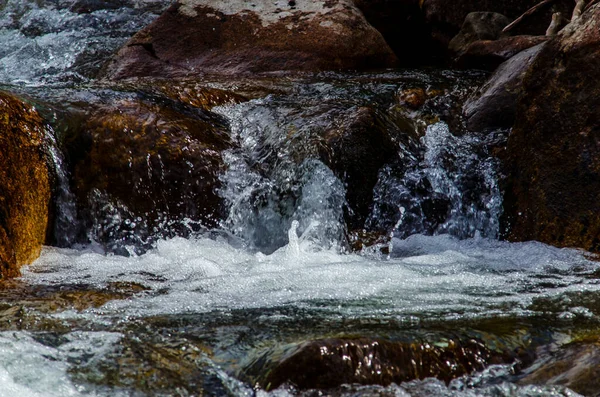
[0,1,598,396]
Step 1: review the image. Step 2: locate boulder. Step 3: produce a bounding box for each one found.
[241,337,526,390]
[448,12,511,56]
[454,35,548,70]
[101,0,398,80]
[503,4,600,252]
[319,106,416,231]
[463,42,545,132]
[0,92,51,278]
[67,93,233,253]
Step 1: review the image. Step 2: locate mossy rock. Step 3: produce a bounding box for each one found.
[0,91,50,278]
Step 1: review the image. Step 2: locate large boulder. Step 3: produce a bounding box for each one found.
[101,0,397,79]
[66,91,235,253]
[463,42,546,131]
[503,5,600,252]
[0,92,51,278]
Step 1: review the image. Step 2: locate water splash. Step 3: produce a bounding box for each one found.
[368,122,506,240]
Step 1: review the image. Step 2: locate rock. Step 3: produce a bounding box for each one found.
[241,337,525,390]
[422,0,571,50]
[454,35,548,70]
[0,92,51,279]
[319,106,416,231]
[463,42,545,132]
[448,12,511,56]
[353,0,439,65]
[101,0,398,80]
[503,4,600,252]
[68,93,233,253]
[520,340,600,396]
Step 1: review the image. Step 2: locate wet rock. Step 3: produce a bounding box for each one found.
[241,337,522,390]
[463,42,545,132]
[422,0,571,51]
[68,93,232,253]
[0,92,51,279]
[101,0,397,80]
[454,35,548,71]
[503,4,600,252]
[319,106,418,231]
[520,340,600,396]
[353,0,439,66]
[448,12,511,56]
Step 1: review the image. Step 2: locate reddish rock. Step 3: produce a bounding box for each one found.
[503,4,600,252]
[101,0,397,80]
[454,35,548,70]
[242,337,526,390]
[448,12,511,56]
[69,93,233,252]
[0,92,51,278]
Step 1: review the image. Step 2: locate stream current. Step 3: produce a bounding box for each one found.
[0,1,598,396]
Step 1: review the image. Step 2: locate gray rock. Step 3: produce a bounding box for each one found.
[463,42,545,131]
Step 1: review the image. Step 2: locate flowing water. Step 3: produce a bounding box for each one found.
[0,1,599,396]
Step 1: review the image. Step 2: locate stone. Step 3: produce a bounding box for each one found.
[454,35,548,70]
[520,340,600,396]
[101,0,398,80]
[503,4,600,252]
[0,92,51,279]
[448,12,511,56]
[67,93,233,253]
[319,106,415,231]
[422,0,571,50]
[463,42,545,132]
[241,337,526,390]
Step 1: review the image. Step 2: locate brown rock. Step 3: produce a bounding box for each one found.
[448,12,511,56]
[241,337,522,390]
[503,4,600,252]
[69,94,232,253]
[463,42,546,131]
[454,35,548,70]
[101,0,397,80]
[422,0,572,50]
[319,106,417,231]
[0,92,51,278]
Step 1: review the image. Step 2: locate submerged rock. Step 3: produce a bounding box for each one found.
[520,339,600,396]
[101,0,397,79]
[241,336,526,391]
[0,92,50,278]
[463,42,545,132]
[504,4,600,252]
[67,92,233,253]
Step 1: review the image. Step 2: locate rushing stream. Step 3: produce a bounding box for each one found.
[0,1,599,396]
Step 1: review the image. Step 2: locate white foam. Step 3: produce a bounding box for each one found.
[22,234,598,322]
